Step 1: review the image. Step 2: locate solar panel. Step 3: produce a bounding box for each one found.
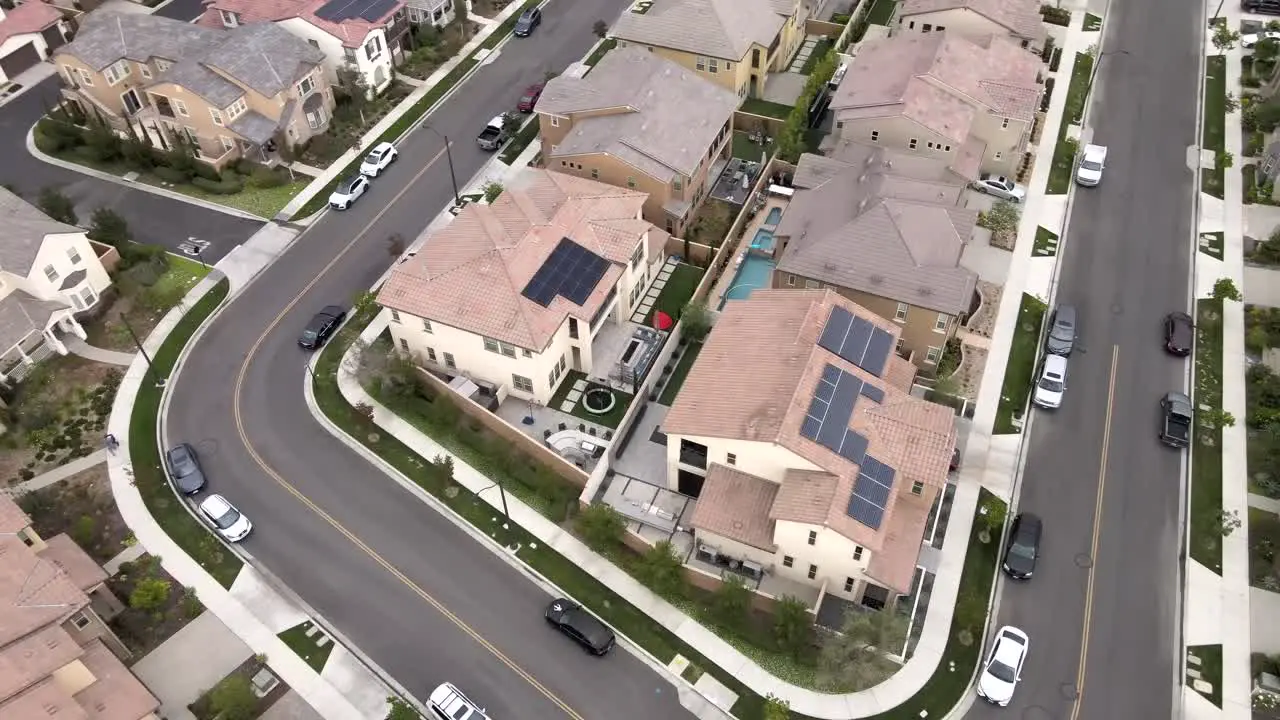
[816,371,861,449]
[847,497,884,529]
[837,430,868,464]
[817,306,897,377]
[314,0,397,21]
[521,238,611,308]
[861,328,894,377]
[860,383,885,403]
[847,454,897,529]
[818,306,852,352]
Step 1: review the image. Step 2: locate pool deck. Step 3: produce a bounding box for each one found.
[710,193,790,307]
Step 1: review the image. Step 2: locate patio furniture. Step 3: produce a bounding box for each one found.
[558,422,566,431]
[588,427,597,436]
[604,430,613,440]
[543,429,552,439]
[578,423,586,432]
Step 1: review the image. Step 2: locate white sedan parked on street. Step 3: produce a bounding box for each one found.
[1242,31,1280,48]
[972,174,1026,202]
[328,175,370,211]
[977,626,1029,707]
[360,141,398,177]
[1075,143,1107,187]
[198,494,253,543]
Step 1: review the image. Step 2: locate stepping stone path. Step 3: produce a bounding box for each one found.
[630,257,679,324]
[560,378,589,412]
[787,35,821,73]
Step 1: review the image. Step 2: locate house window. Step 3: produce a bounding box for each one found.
[807,564,818,579]
[935,314,948,332]
[673,177,682,193]
[908,138,918,149]
[210,109,224,126]
[1001,117,1010,129]
[844,577,856,593]
[220,9,240,26]
[156,59,172,72]
[103,59,130,85]
[944,144,952,152]
[483,337,499,353]
[220,136,234,152]
[549,115,559,127]
[43,265,58,282]
[590,168,599,179]
[444,352,456,368]
[521,348,532,358]
[78,68,94,86]
[696,56,707,71]
[512,374,534,392]
[804,279,819,289]
[298,74,316,96]
[807,530,817,546]
[911,481,925,495]
[782,555,794,568]
[925,346,942,364]
[484,337,517,358]
[708,58,718,73]
[174,99,189,117]
[870,130,879,142]
[627,177,636,189]
[423,319,433,333]
[70,612,91,630]
[727,452,737,466]
[853,545,864,561]
[226,98,247,120]
[391,309,401,323]
[365,36,383,62]
[994,151,1003,160]
[927,141,935,150]
[936,25,946,31]
[67,247,81,264]
[894,302,908,321]
[426,347,437,362]
[896,337,905,352]
[399,337,409,351]
[787,274,796,286]
[139,63,152,80]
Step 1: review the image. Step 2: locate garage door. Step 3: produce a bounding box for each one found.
[0,42,42,83]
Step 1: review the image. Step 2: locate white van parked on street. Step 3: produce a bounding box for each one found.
[1033,354,1068,409]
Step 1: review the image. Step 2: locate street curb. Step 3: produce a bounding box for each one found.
[24,125,270,223]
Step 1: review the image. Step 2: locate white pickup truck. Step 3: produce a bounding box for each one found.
[476,115,510,151]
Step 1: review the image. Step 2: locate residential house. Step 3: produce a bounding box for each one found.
[770,142,978,367]
[54,12,335,169]
[197,0,422,93]
[829,31,1042,177]
[0,0,74,82]
[662,290,956,604]
[610,0,808,100]
[536,47,738,237]
[0,187,113,385]
[377,170,670,406]
[0,495,160,720]
[892,0,1046,51]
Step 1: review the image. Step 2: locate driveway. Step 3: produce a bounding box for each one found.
[166,4,697,719]
[132,612,253,720]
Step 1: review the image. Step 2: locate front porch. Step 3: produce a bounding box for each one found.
[0,303,86,385]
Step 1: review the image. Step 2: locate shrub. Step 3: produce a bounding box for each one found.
[774,595,814,658]
[128,577,172,611]
[634,540,685,598]
[710,575,751,631]
[248,167,288,188]
[152,165,188,184]
[192,161,221,181]
[88,207,132,248]
[1040,4,1071,26]
[192,176,244,194]
[573,504,624,551]
[72,515,97,547]
[208,674,256,720]
[38,186,77,225]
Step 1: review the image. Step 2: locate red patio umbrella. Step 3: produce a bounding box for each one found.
[653,311,674,331]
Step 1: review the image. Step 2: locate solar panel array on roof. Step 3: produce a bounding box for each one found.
[314,0,398,22]
[817,306,896,377]
[521,237,611,308]
[799,364,870,464]
[860,383,885,403]
[847,455,897,529]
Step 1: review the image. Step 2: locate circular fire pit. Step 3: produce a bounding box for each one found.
[582,387,617,415]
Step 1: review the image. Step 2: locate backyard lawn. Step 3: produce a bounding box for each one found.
[645,262,704,325]
[1046,52,1094,194]
[864,0,898,25]
[658,341,703,405]
[739,98,794,120]
[1202,56,1227,200]
[547,370,635,430]
[731,130,774,162]
[994,293,1046,434]
[1190,298,1225,573]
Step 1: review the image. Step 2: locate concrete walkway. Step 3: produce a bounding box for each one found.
[4,449,108,496]
[132,612,253,720]
[65,336,136,366]
[103,542,146,575]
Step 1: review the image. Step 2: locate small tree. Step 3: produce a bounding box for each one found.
[763,695,791,720]
[88,207,132,251]
[1219,150,1235,170]
[336,63,372,119]
[817,609,907,692]
[353,289,379,316]
[1201,407,1236,430]
[129,577,172,611]
[385,697,422,720]
[574,503,626,551]
[773,595,814,659]
[72,515,96,548]
[690,200,732,246]
[38,186,77,225]
[979,200,1021,236]
[680,301,713,342]
[208,674,257,720]
[483,181,504,203]
[710,574,752,631]
[1215,508,1243,537]
[1225,92,1240,113]
[1213,277,1242,302]
[977,496,1007,541]
[635,540,685,598]
[1213,24,1240,51]
[592,19,608,37]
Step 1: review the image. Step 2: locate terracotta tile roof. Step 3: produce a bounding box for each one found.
[74,640,160,720]
[663,290,956,571]
[378,170,656,350]
[769,469,840,525]
[38,535,107,594]
[611,0,786,61]
[0,624,84,701]
[0,677,90,720]
[0,1,62,47]
[899,0,1047,43]
[0,531,90,649]
[689,464,779,551]
[866,488,933,593]
[199,0,404,48]
[831,32,1043,139]
[0,496,30,534]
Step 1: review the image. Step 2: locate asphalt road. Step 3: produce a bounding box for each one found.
[968,1,1201,718]
[166,5,697,719]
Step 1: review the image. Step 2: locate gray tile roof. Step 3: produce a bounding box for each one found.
[538,47,739,181]
[611,0,787,61]
[774,149,978,314]
[0,291,70,353]
[229,109,282,144]
[62,12,220,70]
[201,22,324,99]
[0,187,81,276]
[58,270,87,291]
[155,58,243,108]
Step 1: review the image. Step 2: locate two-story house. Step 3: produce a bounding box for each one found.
[829,31,1042,177]
[0,0,74,83]
[377,170,670,406]
[198,0,416,94]
[0,495,160,720]
[662,289,956,605]
[536,47,738,237]
[0,187,113,385]
[610,0,808,100]
[54,12,335,168]
[770,142,978,367]
[893,0,1046,51]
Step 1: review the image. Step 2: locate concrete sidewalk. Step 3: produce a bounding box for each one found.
[5,449,108,496]
[66,335,136,366]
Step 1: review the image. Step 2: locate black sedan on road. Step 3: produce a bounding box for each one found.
[299,306,347,349]
[164,442,207,494]
[1164,311,1194,356]
[1002,512,1042,580]
[545,598,615,655]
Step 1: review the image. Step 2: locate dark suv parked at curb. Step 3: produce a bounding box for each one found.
[1002,513,1042,580]
[1245,0,1280,14]
[1164,311,1194,356]
[545,598,615,655]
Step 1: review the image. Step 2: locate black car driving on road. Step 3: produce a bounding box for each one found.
[545,598,615,655]
[164,442,207,494]
[1002,512,1042,580]
[299,306,347,349]
[1164,311,1194,356]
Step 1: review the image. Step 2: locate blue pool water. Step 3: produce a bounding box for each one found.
[750,228,775,252]
[765,206,782,226]
[719,256,777,309]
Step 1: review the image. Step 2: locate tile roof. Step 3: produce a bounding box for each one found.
[0,526,90,649]
[0,1,62,47]
[831,31,1043,140]
[0,186,82,276]
[0,678,90,720]
[73,639,161,720]
[229,109,283,144]
[662,290,956,569]
[61,12,219,70]
[774,147,978,314]
[0,624,84,701]
[538,47,738,182]
[198,0,404,49]
[0,496,29,534]
[689,464,780,551]
[611,0,787,61]
[0,291,72,354]
[377,170,656,350]
[38,535,107,594]
[866,488,932,593]
[899,0,1047,42]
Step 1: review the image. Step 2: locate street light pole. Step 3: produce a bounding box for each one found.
[422,124,461,207]
[120,313,164,387]
[480,479,511,522]
[190,237,206,269]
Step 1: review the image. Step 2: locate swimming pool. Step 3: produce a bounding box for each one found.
[719,256,777,309]
[764,206,782,226]
[750,228,775,252]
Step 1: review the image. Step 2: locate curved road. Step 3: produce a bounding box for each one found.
[167,5,695,719]
[968,0,1200,718]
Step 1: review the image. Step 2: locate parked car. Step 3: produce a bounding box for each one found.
[1164,311,1194,356]
[517,83,544,112]
[1160,391,1193,449]
[360,141,398,177]
[299,305,347,350]
[972,174,1026,202]
[427,683,490,720]
[1033,354,1068,409]
[197,494,252,542]
[545,598,616,655]
[513,6,541,36]
[1002,512,1042,580]
[328,175,370,210]
[1045,304,1078,356]
[1242,30,1280,47]
[1075,144,1107,186]
[977,626,1030,706]
[164,442,206,494]
[1245,0,1280,15]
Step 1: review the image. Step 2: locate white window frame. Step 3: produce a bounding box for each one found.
[925,346,942,364]
[908,138,918,149]
[219,135,234,152]
[911,480,925,495]
[512,374,534,393]
[43,265,58,282]
[934,314,949,332]
[80,287,95,306]
[298,74,316,96]
[210,108,224,126]
[156,59,172,72]
[1000,117,1010,129]
[67,247,81,264]
[708,58,719,73]
[853,545,864,561]
[444,352,456,368]
[174,98,189,117]
[103,60,130,86]
[78,68,94,86]
[423,319,433,333]
[696,56,707,71]
[70,612,91,630]
[226,98,247,120]
[220,9,240,26]
[139,63,152,80]
[894,302,908,322]
[426,347,437,362]
[399,337,409,350]
[391,309,401,323]
[548,115,559,127]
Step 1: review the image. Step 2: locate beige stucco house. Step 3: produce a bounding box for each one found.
[54,12,335,169]
[892,0,1046,51]
[377,170,670,406]
[610,0,808,100]
[536,47,738,238]
[0,495,159,720]
[830,31,1042,177]
[0,187,114,385]
[770,141,978,367]
[662,290,956,603]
